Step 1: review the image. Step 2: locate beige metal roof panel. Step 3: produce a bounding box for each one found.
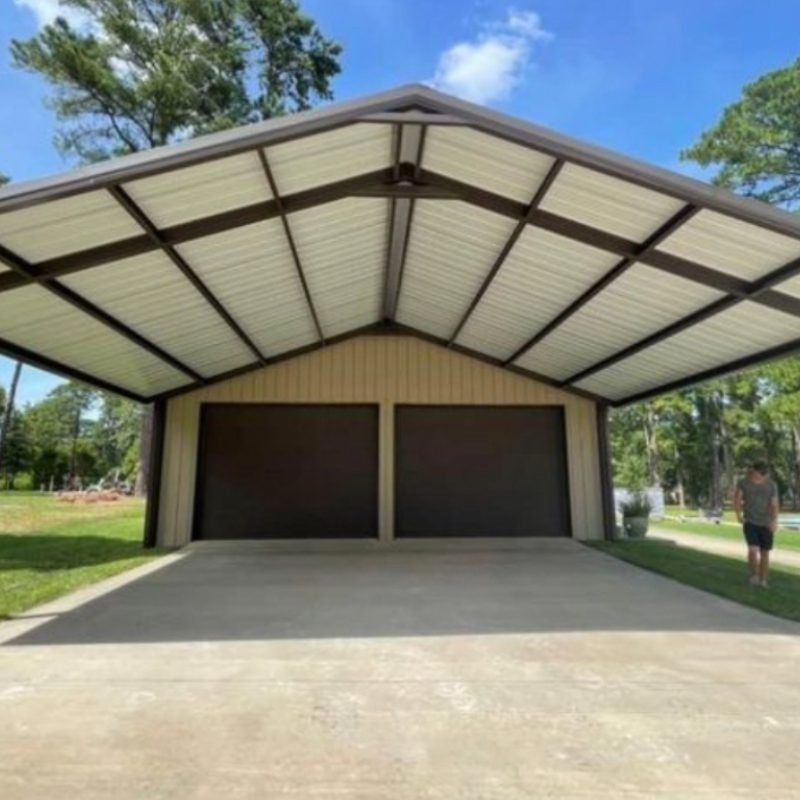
[60,252,254,377]
[423,126,556,203]
[0,190,143,263]
[455,227,620,359]
[657,209,800,282]
[575,301,800,401]
[516,264,723,381]
[396,200,517,339]
[540,163,686,242]
[123,152,271,229]
[290,198,388,338]
[177,219,317,357]
[265,124,392,196]
[0,285,189,396]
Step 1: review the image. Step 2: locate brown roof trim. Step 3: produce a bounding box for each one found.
[4,84,800,243]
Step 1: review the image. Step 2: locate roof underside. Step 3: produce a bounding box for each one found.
[2,84,800,406]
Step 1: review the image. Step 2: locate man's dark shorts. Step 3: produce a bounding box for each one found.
[743,522,773,551]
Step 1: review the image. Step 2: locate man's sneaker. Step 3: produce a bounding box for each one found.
[749,575,760,586]
[760,579,769,589]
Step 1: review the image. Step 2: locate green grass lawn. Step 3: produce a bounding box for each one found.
[652,516,800,552]
[0,492,161,620]
[588,539,800,623]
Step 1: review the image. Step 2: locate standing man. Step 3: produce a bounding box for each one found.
[734,461,779,588]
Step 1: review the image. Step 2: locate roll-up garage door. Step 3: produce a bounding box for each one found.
[395,406,570,538]
[194,404,379,540]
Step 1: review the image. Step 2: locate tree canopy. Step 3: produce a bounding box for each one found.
[11,0,342,161]
[682,58,800,209]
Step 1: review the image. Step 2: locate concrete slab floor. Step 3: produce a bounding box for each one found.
[1,539,799,799]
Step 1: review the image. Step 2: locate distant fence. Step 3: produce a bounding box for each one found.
[613,487,665,520]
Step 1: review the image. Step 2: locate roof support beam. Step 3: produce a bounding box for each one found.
[417,170,800,319]
[0,167,398,294]
[613,333,800,407]
[562,248,800,388]
[0,242,203,384]
[504,203,699,364]
[0,334,149,403]
[383,125,427,320]
[4,165,800,321]
[257,150,325,344]
[108,185,267,364]
[448,158,565,345]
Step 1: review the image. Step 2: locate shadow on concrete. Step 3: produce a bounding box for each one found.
[2,542,795,645]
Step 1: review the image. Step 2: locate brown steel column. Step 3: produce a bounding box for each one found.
[143,397,167,548]
[596,404,616,541]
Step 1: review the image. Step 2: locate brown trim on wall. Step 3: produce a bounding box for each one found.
[596,404,616,541]
[143,397,167,548]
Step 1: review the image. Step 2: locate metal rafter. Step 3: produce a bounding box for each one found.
[383,125,426,320]
[505,203,700,365]
[256,149,325,344]
[108,186,266,364]
[4,166,800,321]
[562,248,800,387]
[614,333,800,407]
[0,334,149,403]
[448,158,565,345]
[0,242,203,385]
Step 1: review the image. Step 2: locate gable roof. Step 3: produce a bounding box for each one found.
[1,83,799,405]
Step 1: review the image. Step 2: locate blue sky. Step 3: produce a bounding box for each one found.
[1,0,799,404]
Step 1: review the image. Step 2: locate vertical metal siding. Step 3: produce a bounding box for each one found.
[157,335,603,547]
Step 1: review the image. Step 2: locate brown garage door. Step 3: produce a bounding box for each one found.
[194,404,378,540]
[395,406,570,538]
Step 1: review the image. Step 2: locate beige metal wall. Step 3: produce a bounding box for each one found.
[157,334,604,546]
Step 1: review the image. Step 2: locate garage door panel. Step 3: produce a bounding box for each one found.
[195,404,378,540]
[395,406,570,538]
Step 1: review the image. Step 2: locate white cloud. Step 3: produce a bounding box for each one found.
[430,9,552,104]
[13,0,87,28]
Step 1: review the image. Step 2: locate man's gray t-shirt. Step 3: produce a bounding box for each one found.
[737,477,778,527]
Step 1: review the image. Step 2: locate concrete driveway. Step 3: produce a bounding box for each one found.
[1,539,799,799]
